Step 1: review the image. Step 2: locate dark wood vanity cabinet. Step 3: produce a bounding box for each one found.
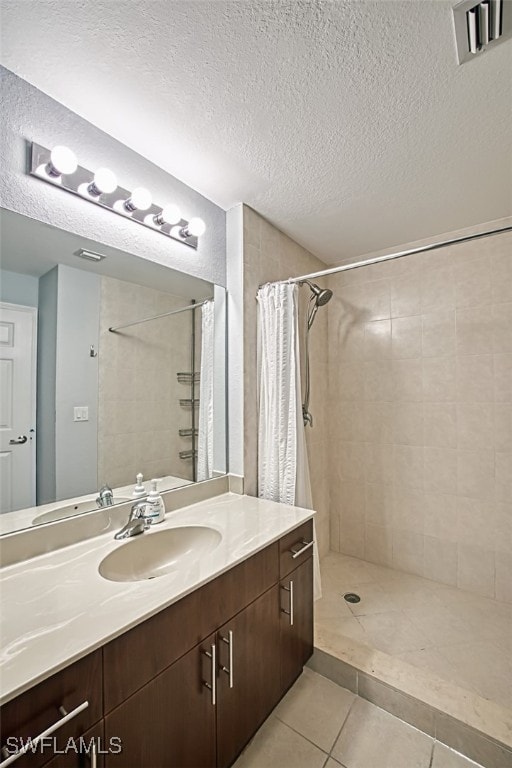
[1,520,314,768]
[0,650,103,768]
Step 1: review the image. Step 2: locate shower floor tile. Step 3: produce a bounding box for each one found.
[316,552,512,712]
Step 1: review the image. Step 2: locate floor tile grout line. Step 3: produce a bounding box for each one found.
[427,739,435,768]
[327,696,357,759]
[271,714,330,758]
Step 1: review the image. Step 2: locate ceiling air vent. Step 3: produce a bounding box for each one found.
[452,0,511,64]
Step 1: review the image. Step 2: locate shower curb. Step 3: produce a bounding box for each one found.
[308,646,512,768]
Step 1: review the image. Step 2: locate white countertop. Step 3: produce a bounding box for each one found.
[0,492,313,705]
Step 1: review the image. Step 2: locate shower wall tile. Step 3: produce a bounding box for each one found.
[391,316,422,359]
[494,354,512,401]
[457,543,495,598]
[453,255,491,308]
[328,229,512,601]
[490,248,512,303]
[364,319,391,360]
[423,403,457,448]
[423,536,458,586]
[391,273,422,317]
[422,357,456,401]
[392,358,423,402]
[456,354,494,402]
[456,305,495,355]
[421,310,456,358]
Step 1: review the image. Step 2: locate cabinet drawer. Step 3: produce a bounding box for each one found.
[0,650,103,768]
[279,520,314,578]
[104,542,279,712]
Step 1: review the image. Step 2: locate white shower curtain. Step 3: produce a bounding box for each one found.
[197,299,214,482]
[257,282,322,600]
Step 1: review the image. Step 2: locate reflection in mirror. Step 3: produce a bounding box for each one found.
[0,209,226,535]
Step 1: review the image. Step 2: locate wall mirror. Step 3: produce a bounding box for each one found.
[0,208,227,535]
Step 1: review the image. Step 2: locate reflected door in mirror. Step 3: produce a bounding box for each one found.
[0,303,37,513]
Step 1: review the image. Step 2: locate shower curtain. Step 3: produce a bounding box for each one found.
[257,282,322,600]
[197,299,214,482]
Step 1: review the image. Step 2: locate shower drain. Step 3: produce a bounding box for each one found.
[343,593,361,604]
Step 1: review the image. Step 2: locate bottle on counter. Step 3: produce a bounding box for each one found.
[145,478,166,524]
[132,473,146,499]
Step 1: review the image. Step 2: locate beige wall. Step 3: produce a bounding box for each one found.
[327,232,512,601]
[242,206,330,556]
[98,276,199,487]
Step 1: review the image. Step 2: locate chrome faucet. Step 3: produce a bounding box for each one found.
[96,485,114,508]
[114,500,152,540]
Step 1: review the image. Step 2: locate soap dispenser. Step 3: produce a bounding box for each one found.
[146,478,166,524]
[132,473,146,499]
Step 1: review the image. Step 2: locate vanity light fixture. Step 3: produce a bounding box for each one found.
[88,167,118,196]
[46,145,78,177]
[29,142,206,250]
[154,203,182,227]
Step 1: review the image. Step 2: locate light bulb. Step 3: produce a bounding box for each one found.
[124,187,152,212]
[154,204,181,226]
[89,167,117,196]
[181,217,206,238]
[47,145,77,177]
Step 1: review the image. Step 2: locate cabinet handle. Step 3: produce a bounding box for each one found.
[202,644,217,706]
[290,539,314,559]
[220,630,234,688]
[0,700,89,767]
[281,580,294,626]
[89,738,97,768]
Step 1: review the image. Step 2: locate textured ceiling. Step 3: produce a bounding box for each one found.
[1,0,511,263]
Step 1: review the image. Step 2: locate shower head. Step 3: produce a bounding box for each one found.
[302,279,333,307]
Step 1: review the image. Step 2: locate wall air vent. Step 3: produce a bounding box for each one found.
[452,0,511,64]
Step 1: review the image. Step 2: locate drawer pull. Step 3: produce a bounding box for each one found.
[290,539,314,559]
[220,630,234,689]
[0,700,89,767]
[202,643,217,706]
[281,580,294,626]
[89,738,97,768]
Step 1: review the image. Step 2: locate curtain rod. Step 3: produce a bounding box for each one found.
[258,225,512,288]
[108,299,210,333]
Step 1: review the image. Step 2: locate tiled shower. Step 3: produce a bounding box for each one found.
[326,233,511,603]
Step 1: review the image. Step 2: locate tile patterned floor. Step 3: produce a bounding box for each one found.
[233,668,484,768]
[315,553,512,711]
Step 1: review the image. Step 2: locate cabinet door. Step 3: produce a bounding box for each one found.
[280,557,314,693]
[42,722,105,768]
[216,586,281,768]
[104,634,216,768]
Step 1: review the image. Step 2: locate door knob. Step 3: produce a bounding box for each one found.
[9,435,28,445]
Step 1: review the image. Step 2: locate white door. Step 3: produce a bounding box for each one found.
[0,302,37,513]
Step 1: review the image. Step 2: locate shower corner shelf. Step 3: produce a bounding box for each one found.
[177,372,200,384]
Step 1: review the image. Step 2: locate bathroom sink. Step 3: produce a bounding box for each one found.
[32,497,131,526]
[98,526,222,582]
